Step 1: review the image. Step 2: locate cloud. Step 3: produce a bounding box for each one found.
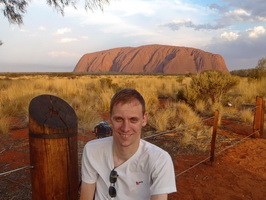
[221,31,239,41]
[58,38,78,43]
[54,28,71,35]
[67,0,205,36]
[38,26,47,31]
[159,19,226,31]
[107,0,156,17]
[225,0,266,18]
[206,25,266,70]
[223,8,253,22]
[225,9,250,17]
[159,19,193,30]
[249,26,266,38]
[209,0,266,25]
[19,29,28,32]
[161,0,266,32]
[80,36,89,40]
[48,51,80,58]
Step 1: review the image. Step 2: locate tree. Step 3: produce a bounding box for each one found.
[0,40,2,46]
[255,58,266,79]
[257,58,266,70]
[248,58,266,79]
[188,70,239,105]
[1,0,110,25]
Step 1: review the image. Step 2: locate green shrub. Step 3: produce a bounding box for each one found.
[188,70,239,105]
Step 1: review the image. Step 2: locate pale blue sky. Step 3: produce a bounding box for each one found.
[1,0,266,72]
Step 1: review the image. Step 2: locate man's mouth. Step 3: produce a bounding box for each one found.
[120,134,132,138]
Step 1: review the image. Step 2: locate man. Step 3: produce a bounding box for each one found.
[80,88,176,200]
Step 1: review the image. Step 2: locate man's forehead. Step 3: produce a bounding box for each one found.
[112,100,143,115]
[114,99,142,107]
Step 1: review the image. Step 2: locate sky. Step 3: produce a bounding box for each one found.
[0,0,266,72]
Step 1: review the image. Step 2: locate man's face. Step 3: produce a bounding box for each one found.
[110,98,147,149]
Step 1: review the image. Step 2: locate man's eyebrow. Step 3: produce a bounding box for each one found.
[130,116,139,119]
[112,116,121,119]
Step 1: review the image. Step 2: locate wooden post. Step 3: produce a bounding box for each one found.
[253,96,265,138]
[210,110,219,163]
[29,95,78,200]
[261,99,265,139]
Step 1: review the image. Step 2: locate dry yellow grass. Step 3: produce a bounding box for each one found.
[195,100,207,114]
[229,77,266,107]
[175,102,200,129]
[0,74,264,137]
[240,108,254,124]
[148,105,176,132]
[0,74,187,133]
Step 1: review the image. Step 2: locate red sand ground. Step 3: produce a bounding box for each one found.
[1,118,266,200]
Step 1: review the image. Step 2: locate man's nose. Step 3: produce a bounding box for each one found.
[121,121,130,132]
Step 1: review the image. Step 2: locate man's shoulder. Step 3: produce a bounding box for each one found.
[136,140,172,170]
[85,136,113,149]
[140,139,169,157]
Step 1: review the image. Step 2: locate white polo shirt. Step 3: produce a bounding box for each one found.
[81,137,176,200]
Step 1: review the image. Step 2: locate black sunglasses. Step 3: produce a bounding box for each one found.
[109,169,119,198]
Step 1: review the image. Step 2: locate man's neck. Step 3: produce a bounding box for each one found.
[112,143,139,168]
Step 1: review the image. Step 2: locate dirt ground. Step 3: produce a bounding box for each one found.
[0,118,266,200]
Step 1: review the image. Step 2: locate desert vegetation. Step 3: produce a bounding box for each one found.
[0,71,265,152]
[231,58,266,79]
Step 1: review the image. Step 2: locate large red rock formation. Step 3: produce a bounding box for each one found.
[74,44,228,74]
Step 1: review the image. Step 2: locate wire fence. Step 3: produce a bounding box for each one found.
[141,104,262,177]
[175,129,259,177]
[0,101,265,196]
[142,116,214,140]
[0,166,33,177]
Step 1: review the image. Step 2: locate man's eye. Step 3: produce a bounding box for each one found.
[130,118,139,123]
[115,117,123,122]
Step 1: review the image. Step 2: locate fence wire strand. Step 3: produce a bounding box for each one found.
[142,116,214,140]
[175,130,259,177]
[0,166,33,177]
[222,105,258,118]
[176,156,211,177]
[214,130,258,156]
[142,104,258,141]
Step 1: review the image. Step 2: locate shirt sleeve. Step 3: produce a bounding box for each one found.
[150,152,177,195]
[81,143,98,184]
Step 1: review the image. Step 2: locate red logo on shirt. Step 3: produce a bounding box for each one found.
[136,181,143,185]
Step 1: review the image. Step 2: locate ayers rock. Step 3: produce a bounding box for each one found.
[74,44,228,74]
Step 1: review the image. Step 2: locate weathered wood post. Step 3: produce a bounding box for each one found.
[29,94,78,200]
[210,110,219,163]
[253,96,265,138]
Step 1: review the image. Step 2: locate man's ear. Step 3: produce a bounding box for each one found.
[142,112,148,127]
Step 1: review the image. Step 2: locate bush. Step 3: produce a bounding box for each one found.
[188,70,239,105]
[175,102,200,129]
[195,100,208,114]
[148,107,175,132]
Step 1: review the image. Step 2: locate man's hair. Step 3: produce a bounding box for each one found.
[110,88,146,115]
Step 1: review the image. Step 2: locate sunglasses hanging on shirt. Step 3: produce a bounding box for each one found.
[109,169,119,198]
